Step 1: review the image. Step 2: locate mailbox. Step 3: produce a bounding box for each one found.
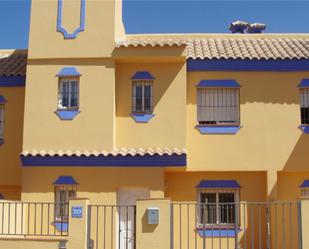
[147,207,159,225]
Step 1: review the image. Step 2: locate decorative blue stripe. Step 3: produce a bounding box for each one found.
[0,95,6,103]
[300,180,309,188]
[299,125,309,134]
[21,154,187,167]
[56,110,80,120]
[197,126,241,134]
[57,67,81,77]
[196,180,241,189]
[0,76,26,87]
[57,0,86,39]
[187,59,309,72]
[196,80,240,88]
[298,79,309,88]
[197,229,241,237]
[131,113,155,123]
[53,176,78,185]
[131,71,155,80]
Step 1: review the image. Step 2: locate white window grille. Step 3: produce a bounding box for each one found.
[54,185,77,220]
[0,104,4,141]
[197,88,240,125]
[132,80,153,113]
[58,77,79,110]
[300,88,309,125]
[197,189,239,226]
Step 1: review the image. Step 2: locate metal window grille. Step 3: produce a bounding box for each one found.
[58,78,79,110]
[132,80,153,113]
[0,104,4,140]
[198,189,239,226]
[300,88,309,125]
[54,185,77,220]
[197,88,240,125]
[301,188,309,198]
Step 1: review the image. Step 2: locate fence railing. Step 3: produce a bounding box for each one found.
[0,201,69,236]
[88,205,136,249]
[171,201,302,249]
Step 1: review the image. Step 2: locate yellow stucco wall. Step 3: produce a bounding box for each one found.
[187,71,309,172]
[0,238,63,249]
[116,62,186,148]
[0,87,24,196]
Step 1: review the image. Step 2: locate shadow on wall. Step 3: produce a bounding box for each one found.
[187,71,309,105]
[116,62,184,117]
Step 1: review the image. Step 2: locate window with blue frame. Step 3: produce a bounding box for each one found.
[300,88,309,125]
[132,80,153,114]
[197,87,240,126]
[0,103,5,141]
[54,185,77,220]
[58,77,79,110]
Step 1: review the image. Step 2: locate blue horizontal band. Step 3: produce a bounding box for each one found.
[187,59,309,72]
[20,154,187,167]
[57,67,81,77]
[131,71,155,80]
[196,80,240,88]
[131,113,155,123]
[197,229,241,238]
[0,76,26,87]
[298,79,309,88]
[55,110,80,120]
[197,126,241,134]
[196,180,241,189]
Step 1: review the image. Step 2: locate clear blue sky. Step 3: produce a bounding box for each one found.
[0,0,309,49]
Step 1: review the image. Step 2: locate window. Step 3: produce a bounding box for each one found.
[198,189,239,226]
[58,77,79,110]
[300,88,309,125]
[132,80,153,113]
[54,185,77,220]
[197,88,240,125]
[301,188,309,198]
[0,104,4,141]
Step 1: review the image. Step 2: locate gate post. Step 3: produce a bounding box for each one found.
[299,199,309,249]
[136,198,171,249]
[68,198,89,249]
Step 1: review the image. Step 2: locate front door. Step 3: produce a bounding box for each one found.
[117,188,150,249]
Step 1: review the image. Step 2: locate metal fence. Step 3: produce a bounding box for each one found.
[0,202,69,236]
[171,201,302,249]
[88,205,136,249]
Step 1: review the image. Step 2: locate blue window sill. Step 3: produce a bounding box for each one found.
[131,113,155,123]
[196,125,241,134]
[197,228,241,238]
[55,110,80,120]
[54,222,68,232]
[299,125,309,134]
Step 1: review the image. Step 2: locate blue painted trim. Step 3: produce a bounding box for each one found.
[0,95,6,103]
[187,59,309,72]
[57,67,81,77]
[131,113,155,123]
[55,110,80,120]
[299,125,309,134]
[196,80,240,88]
[300,180,309,188]
[54,176,78,185]
[196,126,241,134]
[298,79,309,88]
[57,0,86,39]
[20,154,187,167]
[54,222,68,232]
[197,229,241,237]
[131,71,155,80]
[196,180,241,189]
[0,76,25,87]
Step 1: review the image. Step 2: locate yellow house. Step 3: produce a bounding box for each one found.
[0,0,309,249]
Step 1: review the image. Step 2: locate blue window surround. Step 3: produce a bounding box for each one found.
[56,67,81,120]
[54,222,68,232]
[20,154,187,167]
[0,95,6,103]
[298,80,309,134]
[196,180,241,189]
[196,125,241,134]
[299,125,309,134]
[57,0,86,39]
[131,71,155,80]
[53,176,78,185]
[300,180,309,188]
[196,80,240,88]
[131,113,155,123]
[187,59,309,72]
[0,76,25,87]
[197,228,242,238]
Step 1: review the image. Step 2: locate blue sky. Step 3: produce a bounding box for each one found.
[0,0,309,49]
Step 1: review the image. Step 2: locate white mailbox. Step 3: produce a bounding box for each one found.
[147,207,159,225]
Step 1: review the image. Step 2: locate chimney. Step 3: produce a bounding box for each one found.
[247,23,266,33]
[229,21,249,34]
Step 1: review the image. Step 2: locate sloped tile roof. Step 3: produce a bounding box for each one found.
[21,148,186,157]
[0,50,27,76]
[116,37,309,60]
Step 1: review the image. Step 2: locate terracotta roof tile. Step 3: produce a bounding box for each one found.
[0,50,27,76]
